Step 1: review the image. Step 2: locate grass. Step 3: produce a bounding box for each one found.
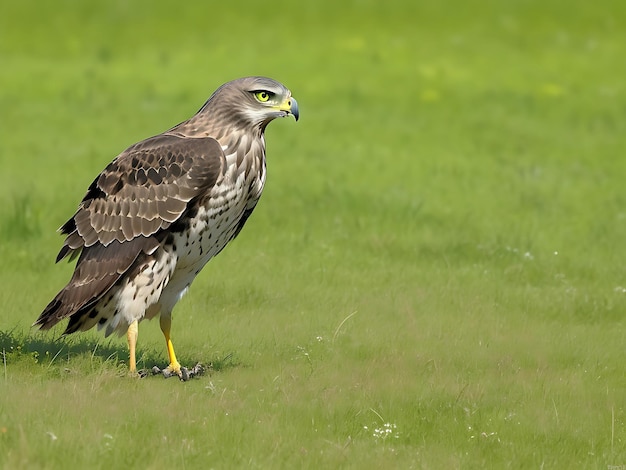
[1,0,626,467]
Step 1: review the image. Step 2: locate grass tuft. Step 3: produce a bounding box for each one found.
[2,0,626,467]
[0,194,42,241]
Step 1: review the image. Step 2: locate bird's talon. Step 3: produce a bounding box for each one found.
[159,365,184,379]
[137,369,150,378]
[151,363,204,380]
[179,367,190,381]
[190,363,205,377]
[160,367,178,379]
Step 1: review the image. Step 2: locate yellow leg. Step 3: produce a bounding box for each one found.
[159,314,181,374]
[127,320,139,374]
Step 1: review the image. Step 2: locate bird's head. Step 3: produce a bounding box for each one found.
[199,76,299,133]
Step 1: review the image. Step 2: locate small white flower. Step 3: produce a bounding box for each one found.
[371,422,399,441]
[103,433,114,449]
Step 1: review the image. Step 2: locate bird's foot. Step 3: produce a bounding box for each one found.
[151,363,205,381]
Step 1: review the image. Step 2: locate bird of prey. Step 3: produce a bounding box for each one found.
[34,76,299,380]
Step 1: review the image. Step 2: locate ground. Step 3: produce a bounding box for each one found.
[1,0,626,468]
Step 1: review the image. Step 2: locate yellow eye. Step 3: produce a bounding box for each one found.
[255,91,271,102]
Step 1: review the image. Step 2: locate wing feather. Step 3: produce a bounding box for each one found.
[35,236,160,330]
[60,134,224,253]
[35,133,225,330]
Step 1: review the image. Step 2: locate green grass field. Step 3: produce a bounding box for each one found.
[1,0,626,467]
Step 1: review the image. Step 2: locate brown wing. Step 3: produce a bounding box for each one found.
[57,134,224,259]
[34,133,225,330]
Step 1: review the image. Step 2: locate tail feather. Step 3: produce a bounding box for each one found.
[35,236,160,333]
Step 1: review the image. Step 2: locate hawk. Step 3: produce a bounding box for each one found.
[34,77,299,380]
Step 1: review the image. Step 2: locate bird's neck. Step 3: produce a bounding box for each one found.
[167,114,264,149]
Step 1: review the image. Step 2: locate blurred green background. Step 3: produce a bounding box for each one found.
[1,0,626,468]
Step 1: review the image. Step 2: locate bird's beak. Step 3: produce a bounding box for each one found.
[278,97,299,121]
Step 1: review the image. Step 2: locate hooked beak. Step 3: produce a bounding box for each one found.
[278,96,299,121]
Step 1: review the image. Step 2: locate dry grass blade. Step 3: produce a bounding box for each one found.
[332,311,357,343]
